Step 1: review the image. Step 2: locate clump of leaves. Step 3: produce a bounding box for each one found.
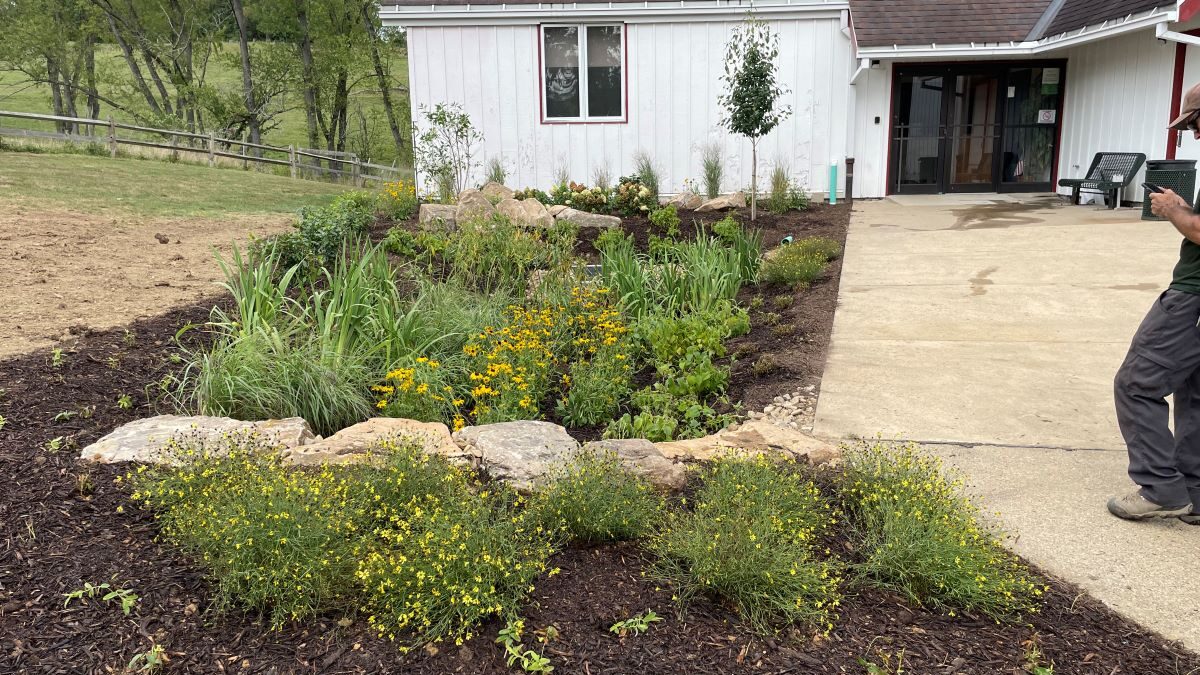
[759,237,841,288]
[701,142,724,199]
[610,609,663,637]
[529,450,664,544]
[649,204,681,238]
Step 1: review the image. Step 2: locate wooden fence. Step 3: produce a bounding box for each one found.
[0,110,410,187]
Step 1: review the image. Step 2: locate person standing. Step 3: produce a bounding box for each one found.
[1109,82,1200,524]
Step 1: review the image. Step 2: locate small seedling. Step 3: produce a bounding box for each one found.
[63,581,139,616]
[609,609,663,637]
[107,355,121,370]
[45,436,65,453]
[763,312,782,326]
[752,356,779,377]
[79,405,95,419]
[127,643,166,672]
[123,329,137,347]
[771,324,796,337]
[772,294,793,310]
[497,621,554,674]
[1023,638,1054,675]
[117,394,134,410]
[859,648,905,675]
[748,295,764,311]
[76,471,95,497]
[54,410,78,422]
[51,348,64,368]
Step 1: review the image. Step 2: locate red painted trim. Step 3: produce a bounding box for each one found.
[884,65,896,195]
[1182,0,1200,24]
[537,23,630,126]
[1169,42,1187,161]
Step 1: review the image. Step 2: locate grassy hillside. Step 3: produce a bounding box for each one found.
[0,42,410,166]
[0,150,350,217]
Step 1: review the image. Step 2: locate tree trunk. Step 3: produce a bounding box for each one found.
[362,2,404,154]
[85,35,100,121]
[230,0,261,150]
[105,15,163,116]
[750,139,758,222]
[297,4,320,151]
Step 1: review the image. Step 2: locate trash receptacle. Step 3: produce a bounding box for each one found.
[1143,159,1197,220]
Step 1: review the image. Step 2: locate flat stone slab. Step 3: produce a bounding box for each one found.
[695,192,746,212]
[655,420,839,465]
[554,207,621,229]
[80,415,316,464]
[453,420,580,490]
[284,417,473,466]
[580,438,686,491]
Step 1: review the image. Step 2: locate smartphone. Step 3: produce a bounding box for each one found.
[1143,182,1167,194]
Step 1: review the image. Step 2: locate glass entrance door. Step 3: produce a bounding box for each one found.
[889,63,1064,195]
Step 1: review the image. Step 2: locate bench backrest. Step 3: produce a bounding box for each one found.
[1084,153,1146,183]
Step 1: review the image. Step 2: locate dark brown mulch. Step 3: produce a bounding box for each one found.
[2,276,1199,674]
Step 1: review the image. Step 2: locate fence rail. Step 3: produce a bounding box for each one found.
[0,110,411,186]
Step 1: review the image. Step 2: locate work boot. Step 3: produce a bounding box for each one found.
[1181,509,1200,525]
[1106,491,1191,520]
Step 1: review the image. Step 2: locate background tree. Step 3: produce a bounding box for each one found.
[717,14,791,221]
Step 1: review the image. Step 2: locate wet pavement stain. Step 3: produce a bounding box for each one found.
[949,198,1058,230]
[969,266,999,296]
[1108,282,1160,291]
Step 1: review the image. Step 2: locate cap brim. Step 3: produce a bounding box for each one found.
[1170,109,1199,130]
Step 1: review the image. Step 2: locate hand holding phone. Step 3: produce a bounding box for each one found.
[1143,182,1167,194]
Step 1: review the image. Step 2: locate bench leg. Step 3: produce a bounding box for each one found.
[1071,187,1080,205]
[1110,188,1119,210]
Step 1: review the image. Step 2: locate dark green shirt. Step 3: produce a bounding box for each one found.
[1172,202,1200,294]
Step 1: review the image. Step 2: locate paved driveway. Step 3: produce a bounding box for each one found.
[815,194,1181,450]
[814,195,1200,652]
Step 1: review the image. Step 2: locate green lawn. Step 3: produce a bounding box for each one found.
[0,150,350,217]
[0,42,410,166]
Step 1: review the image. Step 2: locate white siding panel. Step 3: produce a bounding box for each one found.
[850,62,892,199]
[1053,30,1175,202]
[407,18,857,196]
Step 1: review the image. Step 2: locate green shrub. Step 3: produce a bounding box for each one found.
[649,204,681,237]
[379,180,419,220]
[513,187,552,204]
[701,142,724,199]
[594,227,631,253]
[383,227,421,258]
[764,164,810,214]
[613,176,656,216]
[604,386,736,442]
[759,237,841,288]
[529,450,664,544]
[651,456,841,633]
[444,216,575,293]
[127,432,366,627]
[557,346,634,427]
[841,441,1045,619]
[248,231,316,275]
[296,200,373,264]
[633,151,660,204]
[551,181,610,213]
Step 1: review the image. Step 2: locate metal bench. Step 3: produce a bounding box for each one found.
[1058,152,1146,209]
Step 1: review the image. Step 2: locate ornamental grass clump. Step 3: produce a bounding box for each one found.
[442,216,577,293]
[651,455,842,633]
[759,236,841,288]
[529,450,664,544]
[841,441,1046,619]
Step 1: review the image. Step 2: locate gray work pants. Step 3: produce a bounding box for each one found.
[1114,289,1200,509]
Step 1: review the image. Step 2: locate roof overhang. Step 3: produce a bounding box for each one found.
[856,4,1176,60]
[381,0,848,26]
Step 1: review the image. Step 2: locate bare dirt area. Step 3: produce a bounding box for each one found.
[0,202,289,359]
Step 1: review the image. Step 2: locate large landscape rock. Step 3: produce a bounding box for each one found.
[547,204,569,217]
[79,415,317,464]
[418,203,457,230]
[667,191,704,210]
[455,188,497,222]
[580,439,686,491]
[453,420,579,490]
[496,197,526,223]
[480,181,515,201]
[521,198,554,228]
[284,418,474,467]
[655,420,839,465]
[555,207,621,229]
[696,192,747,212]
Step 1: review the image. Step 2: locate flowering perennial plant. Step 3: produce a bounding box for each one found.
[841,441,1046,619]
[613,177,656,216]
[379,180,419,220]
[550,181,611,213]
[529,450,663,544]
[651,455,842,633]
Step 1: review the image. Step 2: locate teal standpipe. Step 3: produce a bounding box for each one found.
[829,161,838,205]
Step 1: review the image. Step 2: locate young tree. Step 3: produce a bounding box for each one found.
[717,15,791,221]
[412,102,480,199]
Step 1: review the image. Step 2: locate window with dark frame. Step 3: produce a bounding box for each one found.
[542,24,624,122]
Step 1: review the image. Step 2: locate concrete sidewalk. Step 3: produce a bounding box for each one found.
[814,195,1200,652]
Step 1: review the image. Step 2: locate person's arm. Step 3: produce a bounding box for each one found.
[1151,189,1200,244]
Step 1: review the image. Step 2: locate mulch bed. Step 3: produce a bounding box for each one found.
[2,205,1197,673]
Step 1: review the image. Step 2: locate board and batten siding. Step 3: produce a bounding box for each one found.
[849,61,892,199]
[406,17,856,197]
[1052,29,1176,202]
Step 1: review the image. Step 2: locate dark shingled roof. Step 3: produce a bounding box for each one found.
[849,0,1053,47]
[1039,0,1171,38]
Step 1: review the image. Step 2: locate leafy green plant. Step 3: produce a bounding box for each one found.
[54,410,77,422]
[413,102,482,197]
[610,610,663,637]
[45,436,65,452]
[379,180,419,221]
[765,162,810,214]
[296,199,372,266]
[51,348,64,368]
[557,347,633,427]
[514,187,552,204]
[719,16,792,221]
[633,151,660,204]
[496,620,554,674]
[613,176,656,216]
[127,643,167,673]
[841,441,1045,619]
[552,181,611,213]
[649,205,681,238]
[63,581,139,616]
[116,394,134,409]
[860,649,905,675]
[759,237,841,288]
[595,227,631,253]
[652,456,840,632]
[529,450,664,544]
[701,142,724,199]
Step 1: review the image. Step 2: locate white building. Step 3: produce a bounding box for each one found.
[383,0,1200,201]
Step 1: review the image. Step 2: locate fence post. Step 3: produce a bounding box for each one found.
[107,116,117,158]
[207,132,216,167]
[352,155,362,188]
[240,133,248,170]
[289,145,297,179]
[170,133,179,162]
